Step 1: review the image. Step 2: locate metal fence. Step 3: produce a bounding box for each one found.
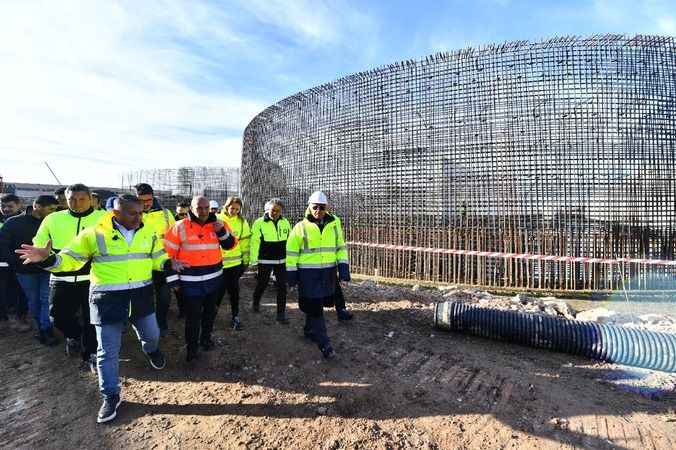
[241,35,676,291]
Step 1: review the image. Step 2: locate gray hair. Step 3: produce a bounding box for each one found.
[264,198,284,212]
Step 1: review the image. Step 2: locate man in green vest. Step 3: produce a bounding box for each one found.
[33,183,106,369]
[134,183,176,336]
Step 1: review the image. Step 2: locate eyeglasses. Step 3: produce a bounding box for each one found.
[310,204,326,211]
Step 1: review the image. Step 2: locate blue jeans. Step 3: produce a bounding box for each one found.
[16,272,51,331]
[95,313,160,398]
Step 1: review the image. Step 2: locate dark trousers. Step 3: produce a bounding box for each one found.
[153,274,170,331]
[0,270,28,320]
[334,276,346,311]
[184,290,219,353]
[253,263,287,314]
[300,297,330,349]
[50,281,97,361]
[218,265,242,319]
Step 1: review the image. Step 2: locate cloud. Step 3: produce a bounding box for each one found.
[0,0,265,187]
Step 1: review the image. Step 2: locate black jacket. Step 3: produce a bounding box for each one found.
[0,213,45,273]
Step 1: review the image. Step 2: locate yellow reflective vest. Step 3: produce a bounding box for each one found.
[33,208,106,281]
[41,213,168,294]
[216,213,250,268]
[286,214,348,272]
[142,207,175,239]
[249,215,291,265]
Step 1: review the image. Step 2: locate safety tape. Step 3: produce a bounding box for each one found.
[346,241,676,267]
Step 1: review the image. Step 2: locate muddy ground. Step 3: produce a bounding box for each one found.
[1,275,675,449]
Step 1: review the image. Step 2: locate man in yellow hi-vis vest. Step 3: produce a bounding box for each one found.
[286,191,350,359]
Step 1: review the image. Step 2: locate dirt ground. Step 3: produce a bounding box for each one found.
[1,274,675,449]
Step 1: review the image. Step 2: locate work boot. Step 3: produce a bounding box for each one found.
[320,345,336,359]
[231,316,242,331]
[41,328,59,347]
[97,395,122,424]
[146,349,166,370]
[337,308,353,321]
[276,312,289,324]
[65,338,81,357]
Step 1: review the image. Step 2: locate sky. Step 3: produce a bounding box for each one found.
[0,0,674,188]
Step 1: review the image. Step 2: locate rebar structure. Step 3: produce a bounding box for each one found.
[123,167,240,210]
[241,35,676,291]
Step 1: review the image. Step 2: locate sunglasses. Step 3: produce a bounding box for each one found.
[310,204,326,211]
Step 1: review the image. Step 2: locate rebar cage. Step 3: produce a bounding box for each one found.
[123,167,240,210]
[241,35,676,291]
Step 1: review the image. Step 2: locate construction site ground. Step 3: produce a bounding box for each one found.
[1,275,675,449]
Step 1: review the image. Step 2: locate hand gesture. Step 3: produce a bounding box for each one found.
[213,220,224,233]
[15,240,52,264]
[171,259,191,272]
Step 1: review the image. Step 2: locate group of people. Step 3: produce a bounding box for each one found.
[0,184,352,424]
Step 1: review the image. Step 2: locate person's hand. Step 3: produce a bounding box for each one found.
[213,221,224,232]
[16,240,52,264]
[171,259,191,272]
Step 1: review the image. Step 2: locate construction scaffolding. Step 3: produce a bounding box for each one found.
[122,167,240,210]
[241,34,676,291]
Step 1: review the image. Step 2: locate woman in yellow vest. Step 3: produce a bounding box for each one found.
[217,197,251,330]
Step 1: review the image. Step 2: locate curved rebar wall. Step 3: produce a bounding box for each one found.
[241,35,676,291]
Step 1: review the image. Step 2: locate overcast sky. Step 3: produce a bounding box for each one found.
[1,0,673,188]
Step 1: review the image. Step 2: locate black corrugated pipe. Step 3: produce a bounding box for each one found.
[434,301,676,372]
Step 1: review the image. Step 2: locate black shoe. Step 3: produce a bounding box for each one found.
[337,309,353,321]
[252,301,260,313]
[186,349,200,362]
[65,338,81,357]
[304,331,317,343]
[320,345,336,359]
[231,316,242,331]
[97,395,122,424]
[200,339,215,351]
[146,350,166,370]
[42,329,58,347]
[276,313,289,324]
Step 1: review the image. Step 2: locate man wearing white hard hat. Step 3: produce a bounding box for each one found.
[209,200,219,214]
[286,191,350,359]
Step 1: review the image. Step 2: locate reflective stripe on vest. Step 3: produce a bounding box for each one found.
[297,262,336,269]
[91,279,153,292]
[178,269,223,282]
[51,274,91,283]
[62,249,89,262]
[96,232,108,256]
[183,243,221,251]
[258,258,286,264]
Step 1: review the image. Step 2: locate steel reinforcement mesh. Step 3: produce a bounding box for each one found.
[123,167,240,210]
[241,35,676,291]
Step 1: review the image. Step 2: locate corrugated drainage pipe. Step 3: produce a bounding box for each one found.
[434,301,676,373]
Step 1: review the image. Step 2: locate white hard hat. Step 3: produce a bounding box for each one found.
[308,191,328,205]
[209,200,219,208]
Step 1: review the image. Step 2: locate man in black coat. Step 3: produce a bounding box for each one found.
[0,195,59,343]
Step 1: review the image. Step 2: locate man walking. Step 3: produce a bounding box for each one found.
[286,191,351,359]
[164,196,236,362]
[33,184,105,368]
[17,194,176,423]
[250,198,291,323]
[134,183,175,336]
[0,195,59,344]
